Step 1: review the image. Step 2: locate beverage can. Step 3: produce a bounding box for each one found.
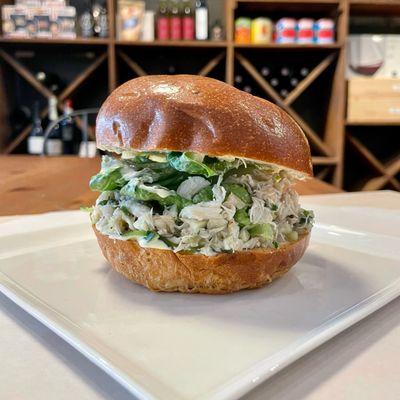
[235,17,251,44]
[251,17,272,44]
[314,18,335,44]
[297,18,314,44]
[275,18,296,43]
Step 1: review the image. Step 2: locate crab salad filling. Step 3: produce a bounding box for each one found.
[87,151,314,256]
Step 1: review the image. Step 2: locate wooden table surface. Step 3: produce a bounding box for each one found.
[0,156,342,216]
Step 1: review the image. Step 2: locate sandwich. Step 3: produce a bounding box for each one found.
[88,75,314,294]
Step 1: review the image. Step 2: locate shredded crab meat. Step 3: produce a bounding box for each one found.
[89,153,314,256]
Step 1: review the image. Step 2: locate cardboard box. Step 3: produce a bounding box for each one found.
[2,5,29,38]
[347,78,400,123]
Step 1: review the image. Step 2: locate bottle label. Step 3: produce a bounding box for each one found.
[183,16,194,40]
[46,139,63,156]
[27,136,44,155]
[157,17,169,40]
[195,8,208,40]
[170,17,182,40]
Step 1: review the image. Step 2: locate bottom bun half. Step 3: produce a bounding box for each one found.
[93,227,310,294]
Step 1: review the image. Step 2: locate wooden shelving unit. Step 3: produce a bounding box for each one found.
[344,0,400,191]
[0,0,399,191]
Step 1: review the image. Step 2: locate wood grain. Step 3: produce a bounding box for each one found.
[0,156,341,216]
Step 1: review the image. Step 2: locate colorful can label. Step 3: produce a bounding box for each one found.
[235,17,251,44]
[275,18,296,43]
[251,17,272,44]
[297,18,314,44]
[182,16,194,40]
[170,16,182,40]
[157,17,169,40]
[314,18,335,43]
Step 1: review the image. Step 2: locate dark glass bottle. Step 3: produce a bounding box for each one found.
[79,0,94,38]
[46,96,63,156]
[27,101,44,155]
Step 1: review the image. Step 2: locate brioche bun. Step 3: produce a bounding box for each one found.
[94,227,310,294]
[96,75,312,175]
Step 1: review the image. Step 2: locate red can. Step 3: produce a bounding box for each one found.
[297,18,314,44]
[275,18,296,43]
[314,18,335,44]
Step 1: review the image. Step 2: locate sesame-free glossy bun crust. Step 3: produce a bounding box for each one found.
[96,75,312,175]
[94,227,310,294]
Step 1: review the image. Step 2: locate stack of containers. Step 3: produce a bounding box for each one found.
[1,0,76,39]
[235,16,335,44]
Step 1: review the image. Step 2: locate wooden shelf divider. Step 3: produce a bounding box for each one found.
[0,49,54,98]
[59,52,108,102]
[198,52,226,77]
[283,52,337,106]
[118,50,147,77]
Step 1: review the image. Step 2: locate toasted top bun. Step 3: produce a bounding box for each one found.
[96,75,312,175]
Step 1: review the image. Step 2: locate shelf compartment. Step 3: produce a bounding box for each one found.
[234,43,341,50]
[234,0,341,15]
[115,40,228,48]
[350,0,400,16]
[0,37,110,45]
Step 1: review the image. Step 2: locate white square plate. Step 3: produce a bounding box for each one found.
[0,192,399,400]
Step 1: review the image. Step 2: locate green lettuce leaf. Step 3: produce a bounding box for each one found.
[192,186,214,203]
[120,182,192,211]
[167,152,218,177]
[89,169,126,192]
[222,183,252,205]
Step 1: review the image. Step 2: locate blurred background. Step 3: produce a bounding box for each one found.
[0,0,399,191]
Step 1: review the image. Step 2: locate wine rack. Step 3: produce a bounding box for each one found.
[0,0,399,191]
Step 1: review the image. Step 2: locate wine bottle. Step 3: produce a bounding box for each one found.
[79,0,94,38]
[170,0,182,40]
[92,0,108,38]
[182,0,194,40]
[157,0,170,40]
[280,66,291,77]
[279,88,289,98]
[278,66,292,95]
[167,65,176,74]
[290,77,299,87]
[299,67,310,78]
[36,71,64,95]
[234,75,243,84]
[27,102,44,155]
[270,77,280,88]
[195,0,208,40]
[243,85,252,93]
[60,99,79,155]
[46,96,63,156]
[260,66,271,78]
